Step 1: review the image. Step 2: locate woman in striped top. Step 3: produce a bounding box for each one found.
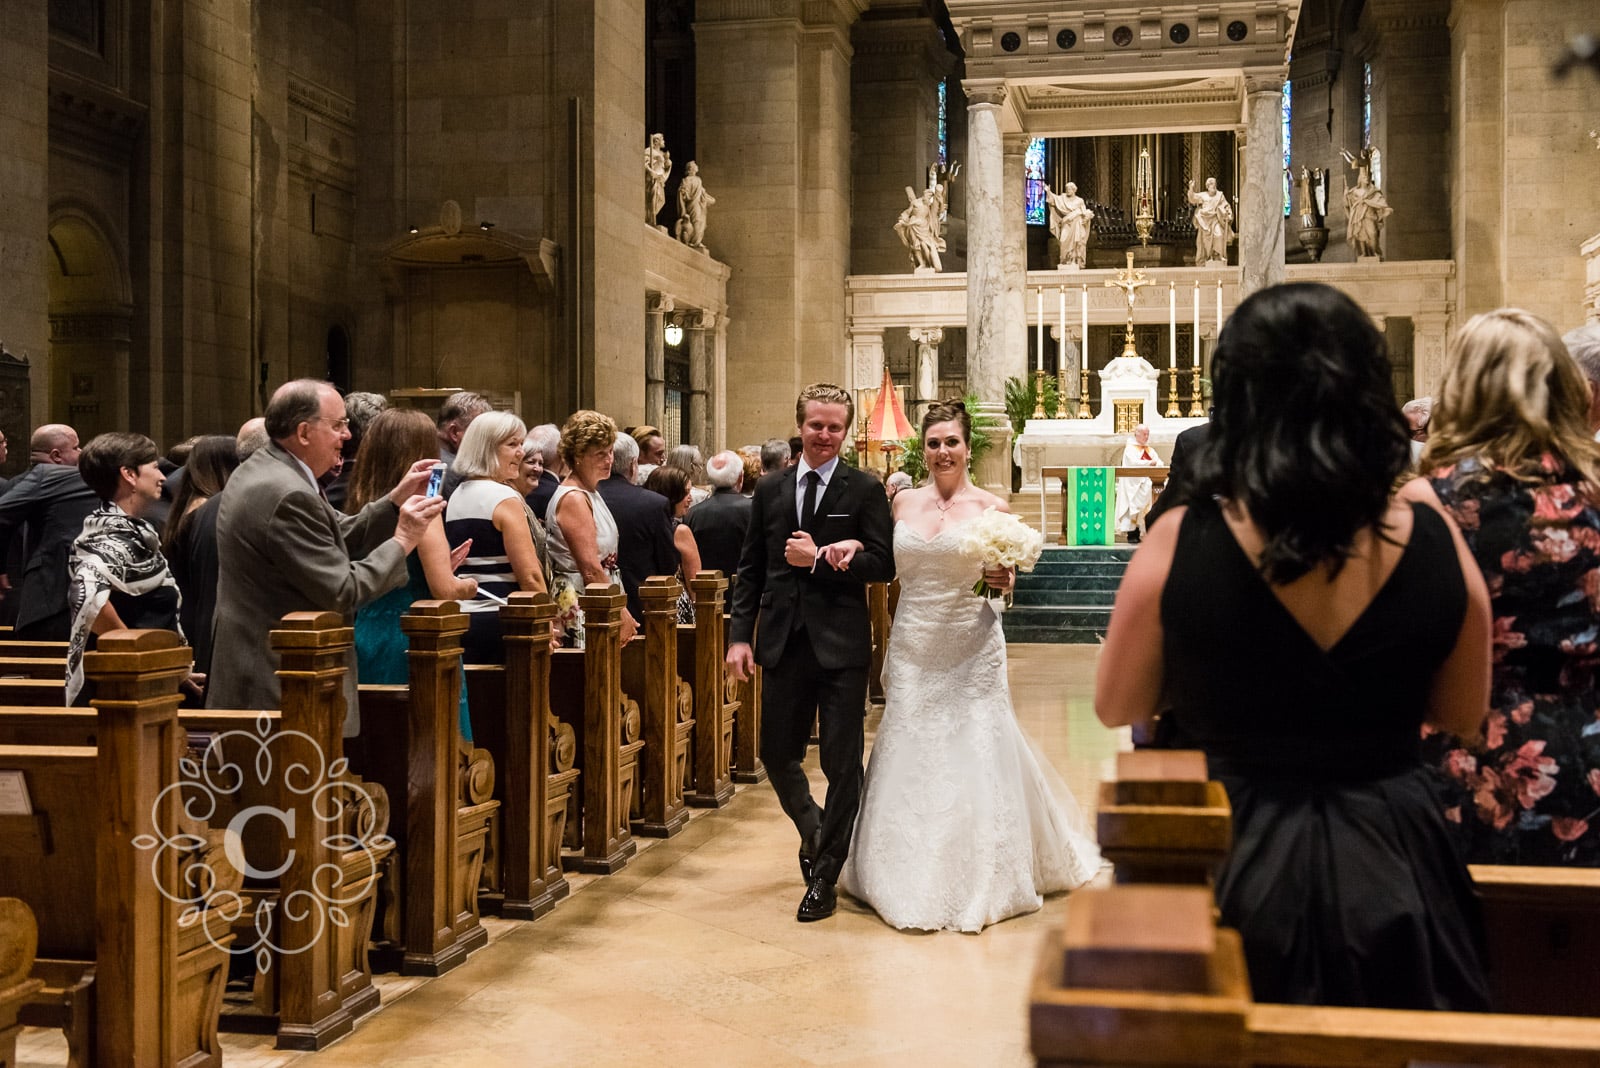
[445,411,548,663]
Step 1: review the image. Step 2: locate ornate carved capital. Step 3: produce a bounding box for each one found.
[963,79,1007,109]
[690,311,718,330]
[909,327,945,347]
[648,294,676,315]
[1002,133,1031,155]
[1242,67,1288,96]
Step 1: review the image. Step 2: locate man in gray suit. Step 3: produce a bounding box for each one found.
[208,380,443,734]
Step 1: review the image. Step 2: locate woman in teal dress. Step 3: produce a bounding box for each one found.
[346,409,477,739]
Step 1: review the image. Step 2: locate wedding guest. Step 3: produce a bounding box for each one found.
[1562,323,1600,434]
[596,431,678,624]
[444,411,546,664]
[0,423,96,640]
[1409,309,1600,866]
[326,390,387,511]
[786,435,803,467]
[507,428,550,572]
[665,443,710,504]
[1403,396,1433,467]
[685,450,751,577]
[351,409,477,734]
[436,390,492,467]
[524,422,563,519]
[1098,282,1491,1010]
[737,446,764,493]
[885,471,913,500]
[65,433,188,705]
[645,464,702,622]
[548,412,638,647]
[760,437,790,475]
[632,424,667,468]
[163,435,239,674]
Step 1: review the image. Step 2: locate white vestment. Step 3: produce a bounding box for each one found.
[1114,440,1162,533]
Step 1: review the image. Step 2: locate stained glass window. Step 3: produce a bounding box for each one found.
[1363,62,1372,146]
[1025,137,1046,225]
[1282,81,1292,216]
[937,81,948,165]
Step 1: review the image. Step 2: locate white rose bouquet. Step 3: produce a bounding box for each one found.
[955,507,1045,596]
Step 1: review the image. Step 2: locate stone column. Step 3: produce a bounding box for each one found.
[0,0,49,429]
[1239,68,1288,298]
[645,294,672,430]
[963,79,1012,494]
[849,327,886,394]
[712,315,729,450]
[1411,311,1452,399]
[687,311,712,448]
[908,327,944,423]
[1002,134,1029,402]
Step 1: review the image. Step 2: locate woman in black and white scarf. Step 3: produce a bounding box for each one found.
[65,433,186,705]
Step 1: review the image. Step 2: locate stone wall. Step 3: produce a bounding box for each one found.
[0,1,50,432]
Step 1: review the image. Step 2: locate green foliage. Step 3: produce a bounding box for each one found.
[898,437,926,483]
[1003,374,1060,432]
[900,392,1000,485]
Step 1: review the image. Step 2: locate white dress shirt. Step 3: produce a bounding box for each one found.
[793,454,840,526]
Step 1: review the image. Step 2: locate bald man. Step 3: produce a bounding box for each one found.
[0,424,97,638]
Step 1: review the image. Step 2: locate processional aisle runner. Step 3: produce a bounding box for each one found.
[1066,467,1115,547]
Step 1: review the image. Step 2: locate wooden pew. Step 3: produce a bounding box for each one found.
[464,592,578,920]
[729,660,765,784]
[633,576,691,838]
[549,585,640,874]
[1029,883,1600,1068]
[867,581,890,705]
[354,601,496,977]
[0,629,234,1067]
[0,656,67,679]
[683,572,734,809]
[1097,750,1600,1019]
[0,641,67,660]
[0,898,45,1068]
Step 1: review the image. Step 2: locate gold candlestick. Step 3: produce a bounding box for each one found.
[1188,367,1206,417]
[1077,366,1092,419]
[1165,366,1181,418]
[1032,368,1048,419]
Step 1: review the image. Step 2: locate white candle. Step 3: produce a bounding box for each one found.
[1168,282,1177,369]
[1192,282,1201,367]
[1216,280,1224,339]
[1080,285,1088,364]
[1058,287,1067,374]
[1036,289,1044,372]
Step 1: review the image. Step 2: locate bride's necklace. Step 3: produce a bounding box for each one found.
[934,486,967,521]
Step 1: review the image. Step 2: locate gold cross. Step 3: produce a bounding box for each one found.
[1103,249,1151,312]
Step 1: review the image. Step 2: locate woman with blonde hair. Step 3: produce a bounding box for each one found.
[348,409,477,736]
[444,410,548,664]
[548,411,638,647]
[1407,308,1600,866]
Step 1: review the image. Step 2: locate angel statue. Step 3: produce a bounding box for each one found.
[924,161,960,251]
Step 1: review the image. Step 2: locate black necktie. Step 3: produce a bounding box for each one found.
[801,470,820,531]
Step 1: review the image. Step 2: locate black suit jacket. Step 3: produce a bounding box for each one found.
[595,473,679,621]
[0,463,99,633]
[729,462,894,671]
[527,470,560,521]
[1146,422,1209,529]
[684,487,752,579]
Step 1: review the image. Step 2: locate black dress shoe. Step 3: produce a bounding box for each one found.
[797,876,836,922]
[798,829,821,883]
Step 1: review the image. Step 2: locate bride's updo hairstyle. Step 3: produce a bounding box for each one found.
[1188,282,1409,585]
[921,399,971,445]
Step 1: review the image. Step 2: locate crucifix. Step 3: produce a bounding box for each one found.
[1104,249,1152,359]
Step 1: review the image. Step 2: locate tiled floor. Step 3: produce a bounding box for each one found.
[16,644,1127,1068]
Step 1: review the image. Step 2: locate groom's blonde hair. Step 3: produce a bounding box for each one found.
[795,383,853,429]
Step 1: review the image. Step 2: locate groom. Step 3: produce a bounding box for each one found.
[727,383,895,921]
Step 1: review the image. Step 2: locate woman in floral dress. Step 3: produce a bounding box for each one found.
[1407,308,1600,865]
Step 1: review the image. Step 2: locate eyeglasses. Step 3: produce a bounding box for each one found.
[317,417,351,432]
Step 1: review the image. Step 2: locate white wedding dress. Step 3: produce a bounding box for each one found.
[839,520,1102,933]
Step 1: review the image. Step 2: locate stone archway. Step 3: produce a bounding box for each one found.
[47,208,132,439]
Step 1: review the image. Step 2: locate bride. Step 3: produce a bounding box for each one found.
[828,400,1100,932]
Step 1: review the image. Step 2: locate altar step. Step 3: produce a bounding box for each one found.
[1002,545,1133,644]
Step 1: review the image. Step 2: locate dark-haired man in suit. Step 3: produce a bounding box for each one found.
[727,383,895,922]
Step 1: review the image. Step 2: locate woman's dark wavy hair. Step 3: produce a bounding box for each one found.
[1187,282,1410,585]
[162,435,239,551]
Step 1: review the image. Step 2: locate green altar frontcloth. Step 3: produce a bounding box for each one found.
[1065,467,1115,546]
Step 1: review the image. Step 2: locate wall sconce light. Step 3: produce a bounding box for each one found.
[663,318,684,347]
[479,221,495,231]
[407,225,420,235]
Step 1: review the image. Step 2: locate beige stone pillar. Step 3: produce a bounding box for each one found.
[713,315,729,450]
[688,311,712,448]
[646,294,672,429]
[1239,69,1288,298]
[0,0,49,429]
[963,79,1012,493]
[1001,134,1029,404]
[1411,311,1452,399]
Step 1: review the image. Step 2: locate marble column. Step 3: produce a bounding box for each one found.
[646,294,672,429]
[687,311,712,448]
[849,327,886,394]
[909,327,944,423]
[963,79,1012,494]
[1412,311,1452,399]
[1001,134,1029,407]
[712,315,729,451]
[1239,68,1288,298]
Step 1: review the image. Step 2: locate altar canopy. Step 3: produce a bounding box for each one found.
[1064,467,1115,546]
[864,368,915,443]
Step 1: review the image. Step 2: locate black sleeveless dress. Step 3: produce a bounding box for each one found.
[1160,498,1490,1010]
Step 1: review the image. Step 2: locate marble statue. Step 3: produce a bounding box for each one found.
[894,185,943,272]
[924,161,959,253]
[675,161,716,253]
[1186,177,1235,266]
[1295,166,1326,227]
[645,132,672,229]
[1341,147,1392,260]
[1044,182,1095,269]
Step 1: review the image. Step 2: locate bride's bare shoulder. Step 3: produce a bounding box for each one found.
[972,487,1009,512]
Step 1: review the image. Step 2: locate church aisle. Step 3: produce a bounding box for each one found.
[14,648,1124,1068]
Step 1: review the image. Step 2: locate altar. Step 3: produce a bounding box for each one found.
[1017,251,1206,491]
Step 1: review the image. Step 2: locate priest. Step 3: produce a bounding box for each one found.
[1114,424,1162,544]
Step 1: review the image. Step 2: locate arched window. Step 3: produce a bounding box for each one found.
[937,81,948,165]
